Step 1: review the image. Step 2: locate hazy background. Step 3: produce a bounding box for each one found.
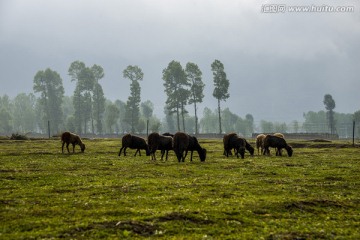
[1,0,359,123]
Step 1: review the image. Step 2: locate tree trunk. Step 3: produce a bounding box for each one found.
[194,102,198,135]
[181,102,186,132]
[329,109,335,134]
[131,106,135,133]
[78,96,82,134]
[176,105,180,132]
[218,99,222,134]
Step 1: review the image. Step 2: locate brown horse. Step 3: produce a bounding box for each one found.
[61,131,85,153]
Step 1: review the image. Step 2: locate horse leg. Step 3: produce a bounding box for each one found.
[118,146,124,156]
[152,150,157,160]
[65,143,70,153]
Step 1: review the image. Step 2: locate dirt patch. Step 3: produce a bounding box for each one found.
[324,176,345,181]
[268,231,329,240]
[290,142,353,148]
[114,220,158,236]
[156,212,213,224]
[285,199,344,213]
[307,139,332,143]
[58,220,158,237]
[0,169,17,173]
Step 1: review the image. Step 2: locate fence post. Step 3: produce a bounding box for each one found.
[48,121,50,139]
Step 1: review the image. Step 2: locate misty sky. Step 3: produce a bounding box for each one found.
[0,0,359,124]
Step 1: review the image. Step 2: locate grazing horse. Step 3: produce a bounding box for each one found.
[263,135,293,157]
[118,134,150,157]
[173,132,206,162]
[61,131,85,153]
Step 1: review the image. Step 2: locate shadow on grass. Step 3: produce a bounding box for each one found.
[284,199,347,213]
[268,231,330,240]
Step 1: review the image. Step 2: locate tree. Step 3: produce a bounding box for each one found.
[178,88,190,132]
[274,122,288,133]
[137,119,146,134]
[68,61,93,133]
[65,115,76,133]
[292,120,300,133]
[141,100,154,120]
[222,108,239,133]
[68,61,105,134]
[150,119,161,133]
[211,59,230,134]
[323,94,336,134]
[141,100,154,135]
[123,65,143,133]
[0,108,12,133]
[0,95,13,133]
[199,107,217,133]
[0,95,12,112]
[303,111,327,133]
[91,64,106,134]
[245,114,254,137]
[185,62,205,135]
[92,82,105,134]
[12,93,37,133]
[33,68,64,134]
[260,120,274,133]
[114,100,127,133]
[105,102,120,133]
[163,106,176,133]
[163,61,190,131]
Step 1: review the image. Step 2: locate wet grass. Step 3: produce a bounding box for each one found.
[0,138,359,239]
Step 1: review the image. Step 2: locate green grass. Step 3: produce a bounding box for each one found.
[0,138,359,239]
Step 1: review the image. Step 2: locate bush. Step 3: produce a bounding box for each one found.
[10,133,28,140]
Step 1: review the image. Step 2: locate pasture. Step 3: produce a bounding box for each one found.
[0,138,359,239]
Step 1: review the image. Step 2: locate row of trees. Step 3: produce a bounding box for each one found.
[0,59,231,136]
[99,59,230,135]
[1,91,359,138]
[0,92,253,135]
[0,59,359,137]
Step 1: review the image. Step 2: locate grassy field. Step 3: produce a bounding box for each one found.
[0,138,359,239]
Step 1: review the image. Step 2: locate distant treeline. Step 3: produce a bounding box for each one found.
[0,93,359,138]
[0,60,359,138]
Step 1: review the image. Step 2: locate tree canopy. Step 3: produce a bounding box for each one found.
[123,65,143,133]
[186,62,205,134]
[33,68,64,134]
[162,60,190,131]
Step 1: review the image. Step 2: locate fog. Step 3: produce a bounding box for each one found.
[1,0,359,123]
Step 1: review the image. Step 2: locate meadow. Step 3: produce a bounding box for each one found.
[0,138,359,239]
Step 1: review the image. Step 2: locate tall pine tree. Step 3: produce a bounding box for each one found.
[211,60,230,134]
[33,68,64,134]
[123,65,143,133]
[185,62,205,134]
[163,61,190,132]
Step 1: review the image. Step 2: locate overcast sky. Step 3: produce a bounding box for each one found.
[0,0,359,123]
